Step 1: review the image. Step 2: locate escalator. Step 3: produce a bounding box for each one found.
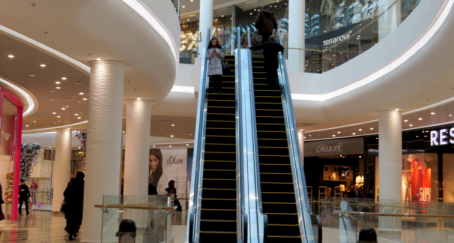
[198,54,238,243]
[250,56,302,243]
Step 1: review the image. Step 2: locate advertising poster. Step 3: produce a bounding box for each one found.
[148,148,188,199]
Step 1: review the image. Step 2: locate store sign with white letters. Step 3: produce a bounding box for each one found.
[430,127,454,146]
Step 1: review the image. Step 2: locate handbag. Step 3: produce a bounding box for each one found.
[60,199,68,213]
[221,59,230,74]
[255,34,263,43]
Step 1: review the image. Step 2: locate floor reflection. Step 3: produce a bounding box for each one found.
[0,211,81,242]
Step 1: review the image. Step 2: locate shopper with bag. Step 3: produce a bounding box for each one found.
[63,172,85,241]
[19,179,31,215]
[241,32,257,54]
[255,5,278,46]
[207,38,225,94]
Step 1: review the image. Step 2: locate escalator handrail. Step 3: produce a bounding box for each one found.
[185,27,211,243]
[276,31,315,243]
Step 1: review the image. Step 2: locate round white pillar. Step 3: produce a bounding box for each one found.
[123,99,152,195]
[199,0,213,55]
[378,110,402,201]
[82,61,125,242]
[288,0,305,72]
[52,128,72,212]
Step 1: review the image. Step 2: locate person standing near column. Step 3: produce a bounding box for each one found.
[19,180,30,215]
[64,172,85,241]
[255,5,278,44]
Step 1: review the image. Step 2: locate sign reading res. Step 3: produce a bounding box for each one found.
[430,128,454,146]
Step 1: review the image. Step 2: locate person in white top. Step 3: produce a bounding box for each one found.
[148,149,168,195]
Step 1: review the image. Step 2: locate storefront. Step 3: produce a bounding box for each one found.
[305,123,454,203]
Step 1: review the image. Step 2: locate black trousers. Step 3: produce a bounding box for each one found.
[210,75,222,92]
[19,197,29,214]
[265,68,279,88]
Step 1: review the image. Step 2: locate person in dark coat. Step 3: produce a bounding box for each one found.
[255,5,278,45]
[348,185,364,198]
[64,171,85,241]
[249,35,284,89]
[19,179,31,215]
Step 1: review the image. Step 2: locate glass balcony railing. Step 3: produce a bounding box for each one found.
[179,0,422,72]
[97,195,184,243]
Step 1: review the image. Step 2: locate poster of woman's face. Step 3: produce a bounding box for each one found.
[148,149,163,195]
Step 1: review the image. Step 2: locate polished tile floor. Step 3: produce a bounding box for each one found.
[0,211,80,242]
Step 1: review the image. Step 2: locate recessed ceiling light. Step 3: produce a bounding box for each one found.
[122,131,125,134]
[171,124,175,126]
[431,112,436,115]
[396,109,400,111]
[171,135,174,137]
[40,64,46,67]
[409,124,413,127]
[28,75,35,77]
[416,135,419,138]
[55,81,61,84]
[75,114,78,116]
[332,135,336,137]
[153,145,156,147]
[25,125,29,127]
[359,129,362,131]
[52,112,56,114]
[83,98,88,101]
[96,58,101,61]
[186,144,189,146]
[304,137,306,139]
[450,114,453,117]
[62,77,67,80]
[66,106,69,108]
[57,116,61,118]
[376,137,378,140]
[352,133,356,135]
[137,97,141,100]
[78,117,81,119]
[61,108,66,110]
[33,121,36,123]
[169,145,172,147]
[418,118,423,120]
[51,91,56,93]
[56,87,61,89]
[79,92,84,95]
[187,19,190,21]
[337,131,341,134]
[370,128,374,130]
[8,55,14,58]
[404,120,408,122]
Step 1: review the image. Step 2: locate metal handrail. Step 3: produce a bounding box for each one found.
[340,211,454,218]
[186,27,211,243]
[94,205,177,210]
[277,30,315,243]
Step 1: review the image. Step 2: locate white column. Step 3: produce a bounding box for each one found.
[288,0,305,72]
[82,61,125,242]
[378,110,402,201]
[298,130,304,166]
[51,128,72,212]
[378,0,402,40]
[124,99,152,195]
[378,110,402,233]
[199,0,213,56]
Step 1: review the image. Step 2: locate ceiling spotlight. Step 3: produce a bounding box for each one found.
[75,114,78,116]
[40,64,46,67]
[79,92,84,95]
[418,118,423,120]
[182,5,185,8]
[52,112,56,114]
[66,106,69,108]
[171,124,175,127]
[450,114,453,117]
[416,135,419,138]
[28,75,35,77]
[404,120,408,122]
[396,109,400,111]
[122,131,125,134]
[83,98,88,101]
[153,145,156,147]
[56,87,61,89]
[186,144,189,146]
[370,128,374,130]
[169,145,172,147]
[96,58,101,61]
[359,129,362,131]
[33,121,36,123]
[62,77,67,80]
[55,81,61,84]
[57,116,61,118]
[332,135,336,137]
[61,108,66,110]
[431,112,436,115]
[221,15,224,17]
[137,97,141,100]
[171,135,174,138]
[409,124,413,127]
[353,133,356,135]
[78,117,81,119]
[8,55,14,58]
[25,125,29,127]
[304,137,306,139]
[337,131,341,134]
